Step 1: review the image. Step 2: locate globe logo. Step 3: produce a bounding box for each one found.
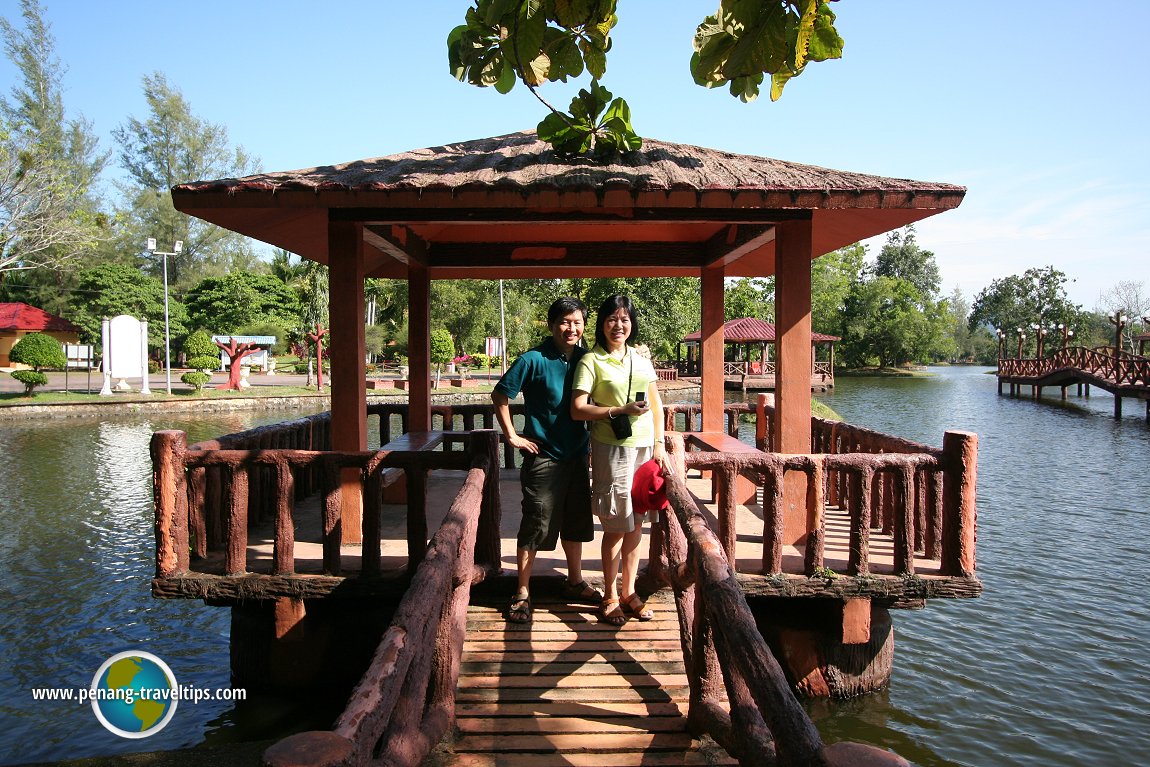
[90,651,178,738]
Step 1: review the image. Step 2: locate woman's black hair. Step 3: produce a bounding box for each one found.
[547,297,588,326]
[594,294,639,347]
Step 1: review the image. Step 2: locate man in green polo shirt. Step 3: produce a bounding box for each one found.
[492,297,601,623]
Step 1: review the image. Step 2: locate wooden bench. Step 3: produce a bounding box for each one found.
[685,430,762,506]
[379,431,447,503]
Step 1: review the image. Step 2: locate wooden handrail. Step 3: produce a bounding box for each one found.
[653,434,911,767]
[262,431,498,767]
[998,345,1150,386]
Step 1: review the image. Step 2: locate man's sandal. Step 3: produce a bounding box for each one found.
[507,594,532,624]
[598,597,626,627]
[623,593,654,621]
[562,579,604,604]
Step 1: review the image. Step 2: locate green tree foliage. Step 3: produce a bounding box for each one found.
[448,0,842,155]
[179,370,211,391]
[968,266,1083,356]
[691,0,844,102]
[724,278,773,321]
[113,72,261,288]
[0,0,107,275]
[560,276,700,360]
[839,276,952,368]
[183,271,301,334]
[834,231,953,368]
[10,367,46,394]
[181,329,219,370]
[811,243,863,334]
[430,328,455,380]
[9,330,64,369]
[873,226,940,300]
[68,263,189,348]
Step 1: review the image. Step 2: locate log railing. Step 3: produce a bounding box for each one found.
[651,434,911,767]
[151,424,503,589]
[998,345,1150,386]
[262,434,497,767]
[751,395,976,578]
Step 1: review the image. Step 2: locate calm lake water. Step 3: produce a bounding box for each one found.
[1,368,1147,765]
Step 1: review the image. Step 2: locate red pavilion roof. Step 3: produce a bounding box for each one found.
[0,302,81,333]
[682,317,839,344]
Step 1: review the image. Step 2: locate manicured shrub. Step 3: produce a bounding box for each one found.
[10,332,66,371]
[180,371,212,391]
[10,369,48,396]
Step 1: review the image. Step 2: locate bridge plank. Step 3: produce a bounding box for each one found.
[433,597,732,767]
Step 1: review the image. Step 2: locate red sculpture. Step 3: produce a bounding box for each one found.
[307,324,329,391]
[213,337,259,391]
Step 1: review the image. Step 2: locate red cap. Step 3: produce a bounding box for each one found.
[631,459,669,515]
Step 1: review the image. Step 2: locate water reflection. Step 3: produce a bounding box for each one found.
[0,407,325,764]
[2,381,1148,765]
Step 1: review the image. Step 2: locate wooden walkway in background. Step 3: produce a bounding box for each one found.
[428,593,735,767]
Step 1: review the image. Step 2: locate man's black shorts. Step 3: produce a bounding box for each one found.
[516,453,593,551]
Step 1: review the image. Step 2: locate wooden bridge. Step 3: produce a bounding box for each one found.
[997,345,1150,420]
[150,399,980,767]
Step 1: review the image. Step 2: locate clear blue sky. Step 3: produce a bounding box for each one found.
[2,1,1146,309]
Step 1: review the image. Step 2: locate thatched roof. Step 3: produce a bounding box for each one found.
[172,130,965,279]
[177,130,963,201]
[683,317,838,344]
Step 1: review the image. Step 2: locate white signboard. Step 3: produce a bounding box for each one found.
[108,315,144,378]
[485,336,504,358]
[65,345,93,369]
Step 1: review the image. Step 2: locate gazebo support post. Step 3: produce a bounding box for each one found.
[328,218,367,543]
[773,219,814,545]
[408,264,432,433]
[700,266,727,432]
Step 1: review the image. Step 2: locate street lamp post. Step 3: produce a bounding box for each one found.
[1057,323,1073,349]
[1016,328,1026,359]
[995,328,1006,360]
[1031,323,1047,359]
[146,238,183,395]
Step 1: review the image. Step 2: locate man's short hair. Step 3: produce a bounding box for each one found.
[547,297,588,326]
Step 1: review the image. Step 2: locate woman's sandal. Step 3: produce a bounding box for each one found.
[507,594,532,624]
[562,579,604,604]
[598,597,626,627]
[623,593,654,621]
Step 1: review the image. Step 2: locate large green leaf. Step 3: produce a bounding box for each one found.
[807,4,844,62]
[791,0,819,69]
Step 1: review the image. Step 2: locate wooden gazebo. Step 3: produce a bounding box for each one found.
[172,130,965,542]
[681,316,839,388]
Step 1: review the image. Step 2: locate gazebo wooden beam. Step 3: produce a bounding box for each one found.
[704,224,775,268]
[363,226,429,268]
[423,242,706,268]
[331,208,814,225]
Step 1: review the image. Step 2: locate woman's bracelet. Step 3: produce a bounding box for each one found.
[606,407,615,419]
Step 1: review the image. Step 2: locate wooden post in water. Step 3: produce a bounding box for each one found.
[150,430,189,578]
[941,430,978,577]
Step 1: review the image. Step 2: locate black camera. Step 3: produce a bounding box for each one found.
[610,412,632,439]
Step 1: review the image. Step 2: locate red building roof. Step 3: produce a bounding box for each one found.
[682,317,839,344]
[0,302,81,333]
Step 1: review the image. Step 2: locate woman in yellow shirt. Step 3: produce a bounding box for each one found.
[571,295,667,626]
